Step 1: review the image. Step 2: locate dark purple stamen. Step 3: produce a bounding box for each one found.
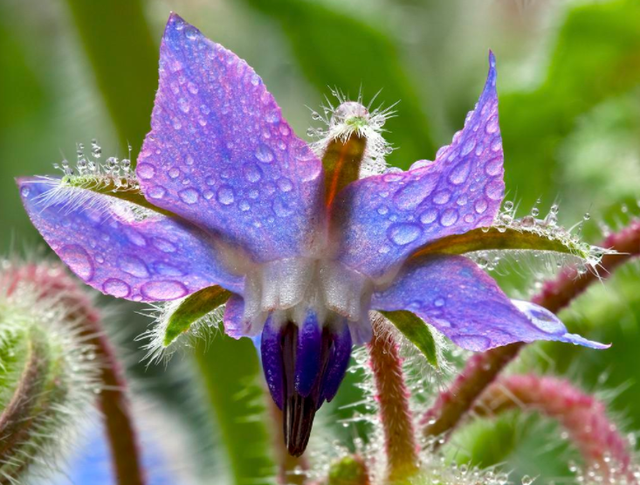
[260,314,353,456]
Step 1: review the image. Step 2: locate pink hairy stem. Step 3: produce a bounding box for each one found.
[4,263,146,485]
[475,374,637,483]
[368,314,419,482]
[422,218,640,446]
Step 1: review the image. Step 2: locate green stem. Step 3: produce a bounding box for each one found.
[194,335,275,485]
[63,0,158,156]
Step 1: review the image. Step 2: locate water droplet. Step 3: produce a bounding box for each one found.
[147,186,166,199]
[461,138,475,156]
[239,200,251,212]
[377,205,389,215]
[504,200,514,211]
[20,186,30,198]
[178,97,190,113]
[179,188,199,204]
[59,245,94,281]
[243,163,263,183]
[217,185,235,205]
[255,144,274,163]
[185,26,198,40]
[168,167,180,179]
[388,223,422,245]
[420,209,438,224]
[203,190,214,200]
[119,255,150,278]
[277,178,293,192]
[440,209,459,227]
[485,115,499,134]
[448,161,471,185]
[433,190,451,205]
[152,262,185,277]
[103,278,131,298]
[152,238,176,253]
[393,176,438,210]
[273,197,294,217]
[484,180,503,200]
[137,163,156,179]
[452,335,491,351]
[434,298,445,307]
[123,228,146,247]
[485,157,502,176]
[141,281,188,300]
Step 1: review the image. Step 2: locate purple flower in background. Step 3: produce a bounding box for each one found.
[18,13,605,456]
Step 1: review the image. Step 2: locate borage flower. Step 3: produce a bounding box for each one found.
[18,13,606,457]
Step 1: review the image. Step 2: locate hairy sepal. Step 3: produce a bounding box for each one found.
[141,285,231,364]
[411,224,609,268]
[379,310,438,368]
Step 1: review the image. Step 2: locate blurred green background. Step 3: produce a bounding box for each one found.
[2,0,640,483]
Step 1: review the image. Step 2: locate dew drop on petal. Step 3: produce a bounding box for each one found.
[148,186,167,199]
[388,223,422,246]
[179,188,200,205]
[440,209,459,227]
[420,208,438,224]
[119,255,150,278]
[277,178,293,192]
[255,144,274,163]
[59,245,94,281]
[137,163,156,180]
[217,185,235,205]
[484,180,504,201]
[485,115,499,134]
[461,138,475,156]
[152,238,176,253]
[243,163,263,183]
[168,167,181,179]
[141,281,188,300]
[273,197,294,217]
[475,198,488,214]
[433,190,451,205]
[451,335,491,351]
[152,262,185,277]
[393,176,438,210]
[448,161,471,185]
[485,157,502,176]
[103,278,131,298]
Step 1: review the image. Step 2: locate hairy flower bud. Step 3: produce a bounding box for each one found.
[0,261,100,483]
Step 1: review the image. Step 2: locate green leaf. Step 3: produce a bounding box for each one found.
[164,286,231,347]
[380,310,438,368]
[240,0,436,167]
[501,0,640,208]
[64,0,158,156]
[194,336,275,485]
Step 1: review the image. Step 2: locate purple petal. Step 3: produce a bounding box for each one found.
[321,322,352,403]
[371,254,606,351]
[260,315,284,409]
[222,294,247,339]
[295,312,322,397]
[19,178,243,301]
[331,52,503,279]
[137,13,325,263]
